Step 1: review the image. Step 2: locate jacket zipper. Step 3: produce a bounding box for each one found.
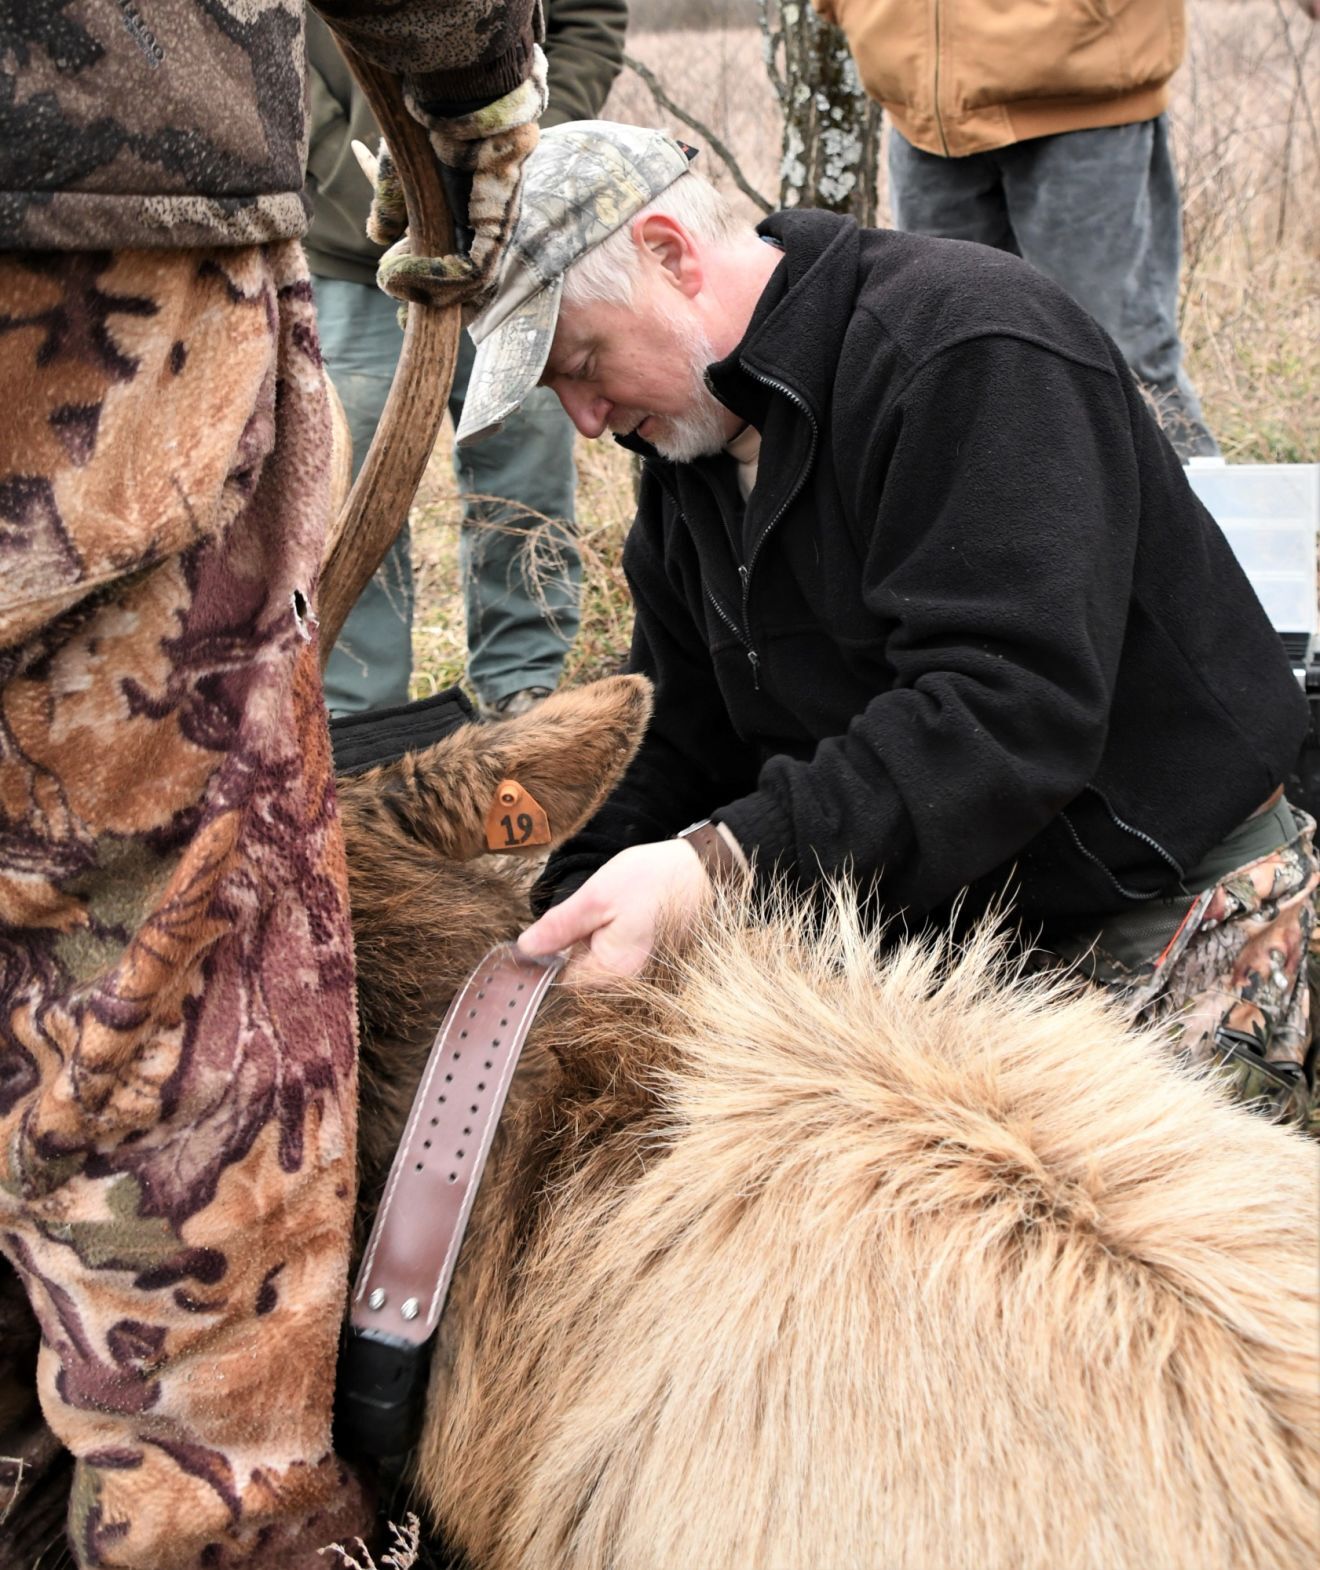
[932,0,951,156]
[703,573,751,670]
[702,366,819,693]
[736,565,760,688]
[1083,784,1186,880]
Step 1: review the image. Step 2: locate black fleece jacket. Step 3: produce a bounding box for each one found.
[539,210,1307,934]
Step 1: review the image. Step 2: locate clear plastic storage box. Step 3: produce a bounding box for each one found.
[1185,462,1319,665]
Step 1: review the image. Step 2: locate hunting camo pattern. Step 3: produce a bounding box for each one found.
[458,120,696,443]
[480,120,697,299]
[0,243,368,1566]
[1,0,539,251]
[1094,814,1320,1131]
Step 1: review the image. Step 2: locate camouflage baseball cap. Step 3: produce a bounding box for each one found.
[455,120,697,446]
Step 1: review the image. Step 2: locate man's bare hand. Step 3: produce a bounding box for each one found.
[518,841,713,982]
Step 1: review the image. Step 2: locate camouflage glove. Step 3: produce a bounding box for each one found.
[358,139,407,249]
[354,47,548,313]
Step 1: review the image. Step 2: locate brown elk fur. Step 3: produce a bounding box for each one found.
[336,676,1320,1570]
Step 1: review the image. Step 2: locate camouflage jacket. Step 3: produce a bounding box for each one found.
[1,0,540,251]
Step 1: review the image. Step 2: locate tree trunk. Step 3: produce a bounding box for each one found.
[759,1,882,225]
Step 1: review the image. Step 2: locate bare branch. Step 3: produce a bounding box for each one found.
[1271,0,1320,174]
[758,0,789,107]
[622,52,775,214]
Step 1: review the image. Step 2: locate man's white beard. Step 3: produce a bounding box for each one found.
[646,321,729,463]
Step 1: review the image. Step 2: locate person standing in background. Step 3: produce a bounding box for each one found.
[814,0,1219,459]
[306,0,628,717]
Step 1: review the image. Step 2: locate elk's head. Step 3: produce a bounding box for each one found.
[335,675,652,1192]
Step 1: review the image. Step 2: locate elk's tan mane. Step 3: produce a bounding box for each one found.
[337,678,1319,1570]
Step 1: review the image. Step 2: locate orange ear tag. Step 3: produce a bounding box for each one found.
[484,778,552,852]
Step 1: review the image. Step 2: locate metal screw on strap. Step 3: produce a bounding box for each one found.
[401,1297,420,1321]
[368,1288,387,1311]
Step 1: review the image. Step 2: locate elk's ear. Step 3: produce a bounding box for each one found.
[347,675,652,863]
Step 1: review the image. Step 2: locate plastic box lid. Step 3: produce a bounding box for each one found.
[1185,462,1319,644]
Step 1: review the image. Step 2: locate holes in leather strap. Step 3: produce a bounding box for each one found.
[390,964,554,1227]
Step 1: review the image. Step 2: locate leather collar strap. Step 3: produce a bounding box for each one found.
[337,942,562,1456]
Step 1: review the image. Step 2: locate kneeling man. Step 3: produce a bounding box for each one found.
[453,122,1317,1125]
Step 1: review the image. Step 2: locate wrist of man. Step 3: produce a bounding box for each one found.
[675,819,749,884]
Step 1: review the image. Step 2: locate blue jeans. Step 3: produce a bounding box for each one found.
[313,277,581,714]
[450,330,581,707]
[888,116,1218,459]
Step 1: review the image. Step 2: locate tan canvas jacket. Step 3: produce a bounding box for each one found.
[814,0,1185,157]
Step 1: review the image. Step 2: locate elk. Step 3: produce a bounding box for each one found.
[334,674,1320,1570]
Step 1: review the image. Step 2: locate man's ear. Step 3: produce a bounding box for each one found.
[633,212,702,297]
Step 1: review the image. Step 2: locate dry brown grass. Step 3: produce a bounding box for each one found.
[408,0,1318,700]
[320,1514,421,1569]
[1174,0,1319,460]
[408,430,635,699]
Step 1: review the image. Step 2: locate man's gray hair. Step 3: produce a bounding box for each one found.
[560,170,743,310]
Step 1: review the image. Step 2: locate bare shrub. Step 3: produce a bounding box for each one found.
[627,0,757,31]
[1171,0,1319,459]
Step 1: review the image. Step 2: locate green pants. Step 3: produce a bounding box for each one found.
[314,276,581,714]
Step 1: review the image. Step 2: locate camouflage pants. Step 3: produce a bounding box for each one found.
[1075,807,1320,1132]
[0,247,369,1566]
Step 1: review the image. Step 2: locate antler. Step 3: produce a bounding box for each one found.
[317,43,462,662]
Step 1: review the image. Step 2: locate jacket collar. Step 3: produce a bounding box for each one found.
[708,209,861,429]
